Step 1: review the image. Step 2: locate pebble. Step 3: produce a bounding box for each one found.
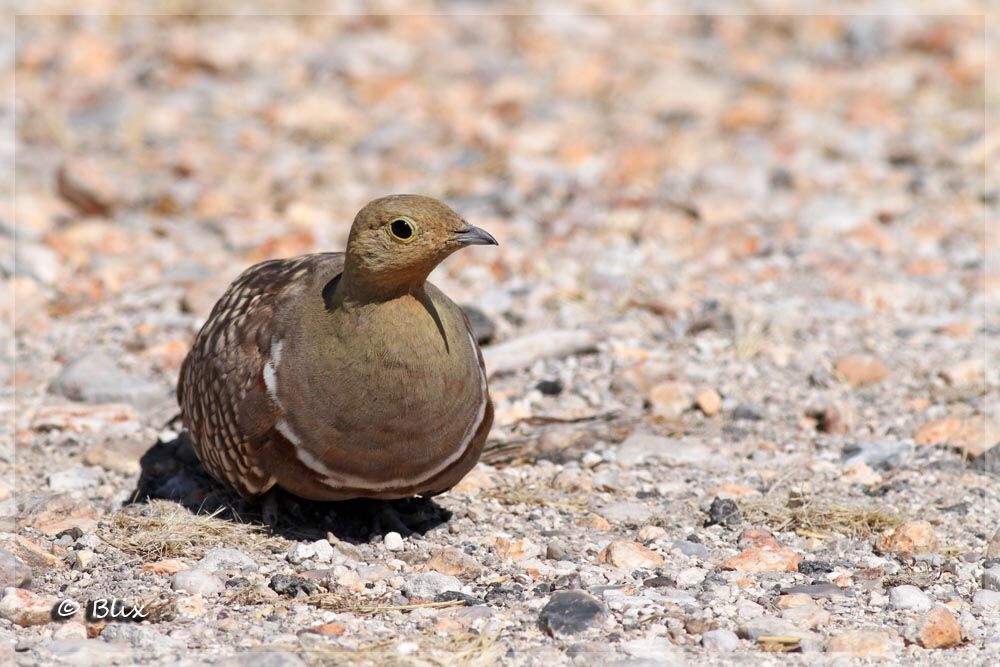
[597,501,656,526]
[731,402,764,421]
[827,630,901,657]
[383,532,405,552]
[780,602,830,629]
[705,497,742,528]
[268,574,318,597]
[721,532,801,573]
[171,569,224,596]
[48,639,129,665]
[47,467,102,493]
[597,541,664,569]
[49,353,164,409]
[0,549,31,588]
[538,590,606,636]
[834,354,890,387]
[736,616,811,641]
[702,628,740,651]
[287,543,317,564]
[817,401,856,434]
[403,572,463,600]
[911,606,962,649]
[973,590,1000,611]
[876,520,937,557]
[842,439,913,469]
[672,539,709,559]
[987,527,1000,559]
[695,388,722,416]
[648,380,693,419]
[425,546,483,579]
[982,565,1000,592]
[616,432,710,466]
[483,329,597,376]
[0,588,58,626]
[198,547,258,574]
[889,585,933,612]
[56,158,120,216]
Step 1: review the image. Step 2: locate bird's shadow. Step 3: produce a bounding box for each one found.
[128,432,452,543]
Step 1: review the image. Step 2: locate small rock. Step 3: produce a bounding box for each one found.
[287,543,316,564]
[483,330,597,376]
[731,402,763,421]
[636,525,667,542]
[171,569,223,596]
[816,401,856,433]
[0,588,57,626]
[671,539,709,559]
[972,590,1000,611]
[597,501,656,526]
[616,432,710,466]
[82,436,147,475]
[914,416,997,458]
[70,549,95,571]
[48,639,129,665]
[889,585,933,612]
[198,547,258,574]
[702,628,740,651]
[796,560,834,575]
[546,541,570,561]
[597,541,664,569]
[268,574,318,597]
[425,547,483,580]
[781,583,845,599]
[736,616,811,641]
[56,158,120,216]
[911,606,962,649]
[842,439,913,469]
[47,467,102,493]
[876,520,937,557]
[52,621,88,640]
[492,537,540,561]
[621,637,682,660]
[0,549,31,588]
[780,602,830,629]
[721,531,800,573]
[310,539,334,563]
[940,358,985,387]
[142,559,189,575]
[987,527,1000,559]
[777,593,813,609]
[538,590,607,636]
[834,354,889,387]
[50,353,164,409]
[705,497,742,528]
[827,630,901,657]
[433,590,483,606]
[648,381,693,419]
[383,532,405,552]
[982,565,1000,592]
[695,388,722,416]
[535,379,564,396]
[403,572,463,600]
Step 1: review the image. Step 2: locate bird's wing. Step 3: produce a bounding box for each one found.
[178,252,344,497]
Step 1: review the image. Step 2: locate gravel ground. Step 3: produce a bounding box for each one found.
[4,7,998,666]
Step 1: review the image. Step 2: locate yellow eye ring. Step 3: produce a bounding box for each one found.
[387,217,418,243]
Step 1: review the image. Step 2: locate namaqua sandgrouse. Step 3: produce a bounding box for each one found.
[178,195,497,501]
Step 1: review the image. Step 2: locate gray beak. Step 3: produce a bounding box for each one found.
[454,223,498,247]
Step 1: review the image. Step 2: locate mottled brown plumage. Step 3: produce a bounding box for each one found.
[178,195,497,501]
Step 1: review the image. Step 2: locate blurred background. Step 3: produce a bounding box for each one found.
[5,7,995,498]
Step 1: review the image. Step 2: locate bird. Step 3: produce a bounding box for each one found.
[177,194,497,513]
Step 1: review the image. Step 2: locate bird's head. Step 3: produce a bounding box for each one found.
[342,194,497,299]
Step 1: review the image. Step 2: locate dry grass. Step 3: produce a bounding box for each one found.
[740,498,904,539]
[99,500,286,560]
[482,485,587,511]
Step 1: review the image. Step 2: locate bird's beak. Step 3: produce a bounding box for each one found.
[453,223,499,247]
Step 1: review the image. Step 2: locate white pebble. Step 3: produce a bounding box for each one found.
[384,532,405,551]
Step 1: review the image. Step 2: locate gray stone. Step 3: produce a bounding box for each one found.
[171,569,224,596]
[702,628,740,652]
[973,590,1000,611]
[597,501,656,526]
[737,616,811,641]
[47,467,102,493]
[100,623,179,649]
[50,353,164,409]
[287,542,315,564]
[983,566,1000,592]
[198,547,258,574]
[403,572,463,600]
[888,585,933,612]
[309,539,335,563]
[621,637,683,661]
[617,433,710,467]
[539,590,607,636]
[0,549,30,588]
[988,527,1000,559]
[842,439,913,469]
[48,640,130,665]
[671,540,709,559]
[782,583,846,599]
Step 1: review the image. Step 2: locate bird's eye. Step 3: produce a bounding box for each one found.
[388,218,417,242]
